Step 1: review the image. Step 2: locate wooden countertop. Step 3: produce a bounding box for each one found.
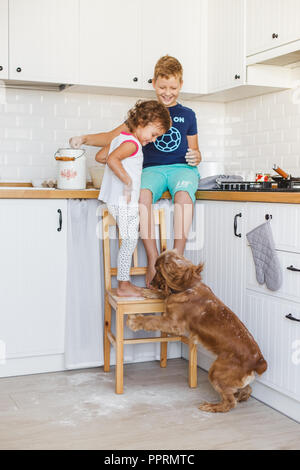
[1,183,300,203]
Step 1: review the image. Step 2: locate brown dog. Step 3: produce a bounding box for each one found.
[127,250,267,413]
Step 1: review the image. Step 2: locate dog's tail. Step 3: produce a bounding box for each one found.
[254,357,268,375]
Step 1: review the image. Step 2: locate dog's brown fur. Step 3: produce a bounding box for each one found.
[127,250,267,413]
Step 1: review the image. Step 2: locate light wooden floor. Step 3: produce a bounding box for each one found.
[0,359,299,450]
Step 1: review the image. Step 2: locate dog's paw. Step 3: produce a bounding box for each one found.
[141,288,164,299]
[126,315,144,331]
[198,401,234,413]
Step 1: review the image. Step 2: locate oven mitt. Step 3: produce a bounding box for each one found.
[246,221,283,291]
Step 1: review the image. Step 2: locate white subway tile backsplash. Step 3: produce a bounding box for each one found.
[0,89,225,181]
[5,154,32,166]
[65,117,90,131]
[226,89,300,174]
[54,103,79,118]
[5,128,32,140]
[1,85,299,182]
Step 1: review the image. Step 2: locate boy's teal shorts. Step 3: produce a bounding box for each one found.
[140,164,199,204]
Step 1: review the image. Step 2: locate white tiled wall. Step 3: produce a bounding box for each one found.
[225,89,300,178]
[0,88,225,182]
[2,86,299,182]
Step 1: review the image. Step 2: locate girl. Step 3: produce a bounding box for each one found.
[98,100,171,297]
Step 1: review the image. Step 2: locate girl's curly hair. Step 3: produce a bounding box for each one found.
[125,100,171,134]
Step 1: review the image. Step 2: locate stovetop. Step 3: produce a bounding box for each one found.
[210,180,300,192]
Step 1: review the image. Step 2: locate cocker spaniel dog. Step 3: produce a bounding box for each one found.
[127,250,267,413]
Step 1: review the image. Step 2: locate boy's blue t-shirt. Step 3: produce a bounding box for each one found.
[142,103,198,168]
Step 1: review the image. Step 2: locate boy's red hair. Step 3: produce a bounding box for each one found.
[154,55,183,82]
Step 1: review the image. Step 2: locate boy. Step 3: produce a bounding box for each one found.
[70,55,201,286]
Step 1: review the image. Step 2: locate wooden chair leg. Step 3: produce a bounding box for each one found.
[160,332,168,368]
[188,341,198,388]
[103,296,112,372]
[115,308,124,394]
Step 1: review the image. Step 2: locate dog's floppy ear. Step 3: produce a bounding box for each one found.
[194,262,204,278]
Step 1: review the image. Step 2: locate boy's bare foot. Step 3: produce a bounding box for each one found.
[146,263,156,288]
[117,281,144,298]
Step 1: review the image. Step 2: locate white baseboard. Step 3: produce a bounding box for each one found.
[182,345,300,424]
[0,347,182,378]
[0,354,67,378]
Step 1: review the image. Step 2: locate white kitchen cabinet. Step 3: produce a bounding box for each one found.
[79,0,142,89]
[202,201,246,317]
[141,0,205,94]
[206,0,245,93]
[9,0,79,83]
[196,200,300,421]
[246,202,300,254]
[246,0,300,57]
[0,200,67,376]
[247,247,300,304]
[79,0,205,94]
[242,291,300,402]
[0,0,8,79]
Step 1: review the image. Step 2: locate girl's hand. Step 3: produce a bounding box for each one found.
[123,182,132,204]
[69,135,85,149]
[185,148,201,166]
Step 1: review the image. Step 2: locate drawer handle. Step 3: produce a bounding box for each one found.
[287,265,300,272]
[286,313,300,323]
[234,213,242,238]
[57,209,62,232]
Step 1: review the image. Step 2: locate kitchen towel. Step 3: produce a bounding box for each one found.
[198,174,243,190]
[65,199,104,369]
[246,221,283,291]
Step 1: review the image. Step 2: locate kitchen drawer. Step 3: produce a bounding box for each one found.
[246,247,300,303]
[246,203,300,254]
[242,291,300,401]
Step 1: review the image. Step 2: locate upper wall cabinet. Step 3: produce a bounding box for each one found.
[206,0,245,93]
[79,0,142,90]
[79,0,206,95]
[9,0,79,83]
[141,0,206,94]
[246,0,300,57]
[0,0,8,79]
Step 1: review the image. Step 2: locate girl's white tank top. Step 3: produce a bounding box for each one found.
[98,132,143,206]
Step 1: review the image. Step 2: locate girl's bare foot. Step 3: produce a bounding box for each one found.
[146,263,156,288]
[117,281,144,298]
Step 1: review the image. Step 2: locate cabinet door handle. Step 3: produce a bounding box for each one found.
[234,213,242,238]
[16,67,22,72]
[133,77,138,82]
[57,209,62,232]
[272,33,279,39]
[234,74,240,80]
[287,265,300,272]
[285,313,300,323]
[148,78,152,84]
[265,214,272,220]
[0,66,3,71]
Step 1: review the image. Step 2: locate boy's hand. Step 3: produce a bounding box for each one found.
[185,148,201,166]
[69,135,85,149]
